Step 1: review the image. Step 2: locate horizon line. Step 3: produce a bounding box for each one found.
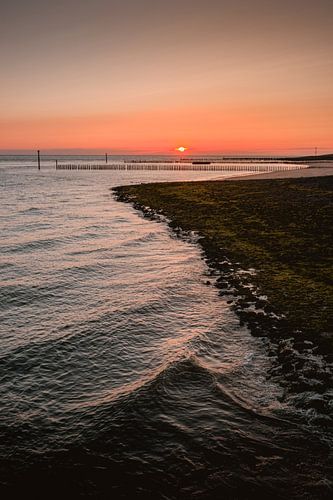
[1,147,332,156]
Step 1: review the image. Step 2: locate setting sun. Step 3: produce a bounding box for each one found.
[176,146,187,153]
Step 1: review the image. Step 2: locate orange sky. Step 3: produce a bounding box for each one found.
[1,0,332,154]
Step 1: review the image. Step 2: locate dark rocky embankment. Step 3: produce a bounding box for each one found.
[113,177,333,419]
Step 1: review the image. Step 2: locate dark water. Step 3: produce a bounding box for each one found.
[0,159,332,499]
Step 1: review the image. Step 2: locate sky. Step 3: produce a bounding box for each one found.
[1,0,332,154]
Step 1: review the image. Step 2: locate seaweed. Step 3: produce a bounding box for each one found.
[114,177,333,354]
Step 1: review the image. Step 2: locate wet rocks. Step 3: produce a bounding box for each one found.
[197,245,332,419]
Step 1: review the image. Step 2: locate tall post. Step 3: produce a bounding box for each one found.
[105,153,108,164]
[37,150,40,170]
[55,159,58,169]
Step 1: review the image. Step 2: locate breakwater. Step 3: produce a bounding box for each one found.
[56,161,308,172]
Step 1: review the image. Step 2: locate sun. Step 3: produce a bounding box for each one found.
[176,146,187,153]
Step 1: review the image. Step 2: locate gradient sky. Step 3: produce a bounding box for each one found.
[1,0,332,154]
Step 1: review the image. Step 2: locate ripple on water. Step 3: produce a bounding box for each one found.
[0,166,332,499]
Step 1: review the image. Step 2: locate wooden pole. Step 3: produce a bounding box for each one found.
[105,153,108,164]
[55,159,58,169]
[37,150,40,170]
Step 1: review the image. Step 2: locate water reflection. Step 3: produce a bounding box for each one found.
[0,165,331,498]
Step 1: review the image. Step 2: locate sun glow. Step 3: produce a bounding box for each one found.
[176,146,187,152]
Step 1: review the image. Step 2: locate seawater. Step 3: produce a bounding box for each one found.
[0,157,332,499]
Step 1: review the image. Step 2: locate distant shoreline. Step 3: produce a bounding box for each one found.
[1,152,332,160]
[224,160,333,181]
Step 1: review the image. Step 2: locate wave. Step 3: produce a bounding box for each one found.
[118,231,159,248]
[67,247,110,256]
[0,283,63,310]
[19,207,42,214]
[2,238,61,254]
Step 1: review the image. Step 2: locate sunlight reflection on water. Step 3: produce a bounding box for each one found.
[0,162,331,499]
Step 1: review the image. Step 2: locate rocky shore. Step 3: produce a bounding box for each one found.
[113,176,333,421]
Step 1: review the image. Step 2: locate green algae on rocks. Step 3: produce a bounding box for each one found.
[114,176,333,351]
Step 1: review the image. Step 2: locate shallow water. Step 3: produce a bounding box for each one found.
[0,158,332,498]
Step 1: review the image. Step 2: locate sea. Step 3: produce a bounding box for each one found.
[0,155,332,499]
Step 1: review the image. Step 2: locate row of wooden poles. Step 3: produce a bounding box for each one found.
[128,158,297,163]
[56,163,307,172]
